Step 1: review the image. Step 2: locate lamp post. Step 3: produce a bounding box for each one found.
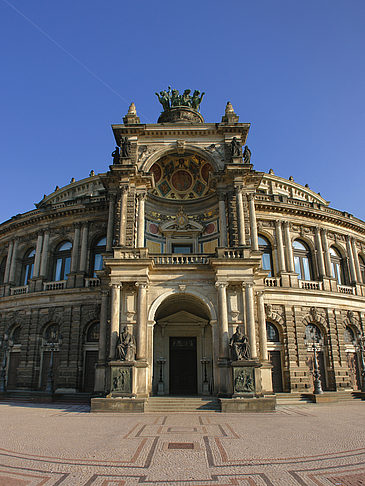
[0,333,13,393]
[200,357,210,394]
[357,332,365,393]
[306,326,323,395]
[156,357,166,395]
[45,330,62,396]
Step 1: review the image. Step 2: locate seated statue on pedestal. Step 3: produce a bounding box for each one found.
[229,326,250,361]
[116,326,136,361]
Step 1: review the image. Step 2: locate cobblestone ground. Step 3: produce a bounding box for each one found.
[0,400,364,486]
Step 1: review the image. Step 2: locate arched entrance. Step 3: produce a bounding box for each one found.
[152,293,214,396]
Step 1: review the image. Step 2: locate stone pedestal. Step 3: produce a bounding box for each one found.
[220,359,276,412]
[108,361,135,397]
[231,360,263,398]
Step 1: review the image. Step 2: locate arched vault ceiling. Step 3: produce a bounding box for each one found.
[155,294,211,321]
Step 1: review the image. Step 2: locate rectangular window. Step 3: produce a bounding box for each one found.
[262,254,272,277]
[55,258,62,281]
[93,254,103,277]
[172,244,192,254]
[302,258,311,281]
[294,256,302,278]
[64,257,71,280]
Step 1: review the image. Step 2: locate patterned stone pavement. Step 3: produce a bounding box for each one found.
[0,400,364,485]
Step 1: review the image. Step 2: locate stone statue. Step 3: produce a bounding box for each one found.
[155,91,170,111]
[191,90,205,110]
[120,137,131,158]
[180,89,192,107]
[112,146,120,164]
[243,145,251,164]
[231,137,242,157]
[170,89,180,107]
[116,326,136,361]
[230,326,250,360]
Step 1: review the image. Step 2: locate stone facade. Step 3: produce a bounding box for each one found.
[0,98,364,403]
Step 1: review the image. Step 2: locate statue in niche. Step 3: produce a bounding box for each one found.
[120,137,131,158]
[230,326,250,361]
[116,326,136,361]
[112,146,120,164]
[243,145,252,164]
[231,137,242,157]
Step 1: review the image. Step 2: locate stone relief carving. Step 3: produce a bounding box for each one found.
[111,367,132,393]
[138,145,159,164]
[233,368,255,394]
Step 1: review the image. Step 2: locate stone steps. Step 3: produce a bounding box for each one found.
[145,396,221,412]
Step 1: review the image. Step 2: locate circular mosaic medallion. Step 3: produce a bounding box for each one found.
[205,223,215,234]
[171,170,193,192]
[149,223,159,234]
[150,163,162,183]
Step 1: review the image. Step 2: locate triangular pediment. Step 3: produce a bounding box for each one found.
[158,310,208,324]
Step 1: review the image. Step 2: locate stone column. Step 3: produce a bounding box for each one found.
[4,240,14,284]
[136,192,146,248]
[257,291,268,361]
[118,187,128,246]
[136,282,148,360]
[98,289,109,362]
[33,233,43,278]
[109,284,121,359]
[106,194,115,252]
[315,226,326,278]
[248,193,259,251]
[245,283,257,359]
[321,229,332,277]
[39,231,50,277]
[283,221,294,272]
[235,185,246,246]
[8,239,19,283]
[352,238,362,283]
[70,225,81,273]
[218,192,227,247]
[346,236,357,283]
[275,220,286,273]
[216,282,229,360]
[79,224,89,272]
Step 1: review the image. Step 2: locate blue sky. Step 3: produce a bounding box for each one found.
[1,0,364,223]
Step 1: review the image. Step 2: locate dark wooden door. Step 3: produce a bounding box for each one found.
[169,337,197,395]
[7,352,20,389]
[269,351,283,392]
[40,351,60,390]
[83,350,98,392]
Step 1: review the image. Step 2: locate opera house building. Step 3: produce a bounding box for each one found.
[0,90,364,412]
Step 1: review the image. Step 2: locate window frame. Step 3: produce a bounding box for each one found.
[293,239,313,281]
[21,248,36,286]
[258,235,273,277]
[53,241,72,281]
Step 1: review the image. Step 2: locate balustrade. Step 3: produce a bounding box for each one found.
[85,277,101,288]
[10,285,29,295]
[299,280,323,290]
[43,280,66,291]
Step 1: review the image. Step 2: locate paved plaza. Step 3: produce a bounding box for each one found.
[0,400,364,485]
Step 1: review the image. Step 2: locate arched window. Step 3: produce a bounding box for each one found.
[305,324,322,344]
[53,241,72,281]
[266,322,280,342]
[21,249,35,285]
[44,324,60,343]
[359,255,365,284]
[86,321,100,343]
[258,236,273,277]
[329,247,345,285]
[11,326,21,345]
[91,237,106,277]
[293,240,312,281]
[0,257,6,284]
[344,326,356,345]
